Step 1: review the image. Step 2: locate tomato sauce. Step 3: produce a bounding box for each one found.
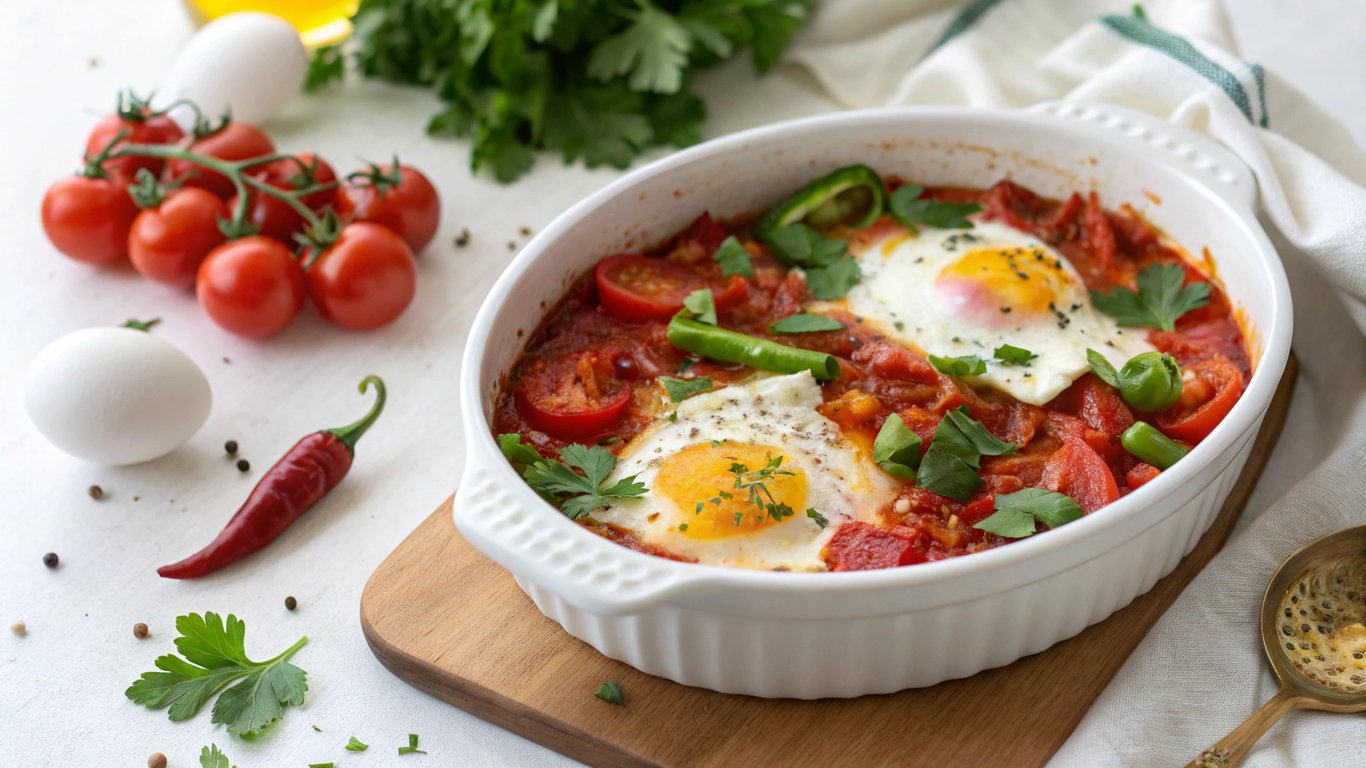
[493,180,1250,570]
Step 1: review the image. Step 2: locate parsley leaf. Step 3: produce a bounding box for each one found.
[125,612,307,736]
[873,414,922,480]
[1086,348,1121,387]
[200,744,236,768]
[769,314,845,334]
[929,354,986,377]
[504,438,648,520]
[993,344,1037,366]
[713,236,753,277]
[1090,263,1210,331]
[304,45,346,92]
[346,736,369,752]
[806,507,828,528]
[974,488,1084,538]
[681,288,717,325]
[662,376,713,402]
[888,185,982,233]
[588,4,692,94]
[767,223,847,267]
[398,733,427,755]
[595,680,625,705]
[916,407,1016,501]
[804,258,862,300]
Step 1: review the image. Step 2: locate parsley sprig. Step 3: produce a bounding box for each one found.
[888,185,982,233]
[125,612,307,736]
[728,454,798,524]
[499,435,647,519]
[974,488,1083,538]
[1090,263,1210,331]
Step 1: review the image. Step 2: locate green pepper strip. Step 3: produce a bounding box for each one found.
[1121,421,1187,470]
[325,375,387,454]
[666,317,840,381]
[754,164,886,238]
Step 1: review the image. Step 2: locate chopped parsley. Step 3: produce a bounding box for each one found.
[872,413,922,480]
[916,407,1016,501]
[888,185,982,233]
[713,236,753,277]
[974,488,1084,538]
[765,222,861,299]
[806,507,829,528]
[200,744,236,768]
[681,288,717,325]
[993,344,1037,366]
[398,733,427,755]
[929,354,987,377]
[346,736,369,752]
[725,454,798,523]
[498,435,648,519]
[595,680,625,705]
[662,376,713,402]
[1086,348,1121,387]
[769,314,846,334]
[1090,263,1210,331]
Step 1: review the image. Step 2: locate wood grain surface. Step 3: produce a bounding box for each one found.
[361,357,1297,768]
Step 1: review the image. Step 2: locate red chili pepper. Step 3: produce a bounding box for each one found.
[158,376,386,579]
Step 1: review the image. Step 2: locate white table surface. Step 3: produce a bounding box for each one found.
[3,1,1362,765]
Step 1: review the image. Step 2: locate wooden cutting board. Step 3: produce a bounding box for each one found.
[361,357,1296,768]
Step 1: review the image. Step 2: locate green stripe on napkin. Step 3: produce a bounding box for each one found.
[925,0,1008,56]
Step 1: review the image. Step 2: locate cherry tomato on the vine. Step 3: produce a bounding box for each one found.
[129,188,228,289]
[166,123,275,199]
[41,175,138,266]
[304,223,417,331]
[342,165,440,254]
[269,153,338,212]
[196,236,306,338]
[86,111,184,178]
[227,153,338,244]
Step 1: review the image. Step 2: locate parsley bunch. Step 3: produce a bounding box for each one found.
[311,0,813,181]
[499,434,648,518]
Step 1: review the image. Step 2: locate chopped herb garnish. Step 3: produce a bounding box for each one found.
[121,317,161,332]
[346,736,369,752]
[929,354,987,377]
[769,314,846,334]
[916,407,1016,501]
[713,236,753,278]
[1086,348,1121,387]
[765,222,861,300]
[498,436,648,519]
[595,680,625,705]
[872,413,922,480]
[678,523,689,531]
[806,507,828,529]
[309,764,335,768]
[1090,263,1210,331]
[888,185,982,233]
[681,288,717,325]
[668,410,678,422]
[676,357,697,373]
[125,613,308,737]
[662,376,713,402]
[398,733,427,755]
[727,455,798,522]
[993,344,1037,366]
[312,725,323,733]
[200,744,236,768]
[974,488,1083,538]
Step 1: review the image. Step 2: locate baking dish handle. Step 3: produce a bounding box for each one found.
[1029,100,1257,213]
[452,446,704,616]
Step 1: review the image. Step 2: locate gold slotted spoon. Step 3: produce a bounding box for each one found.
[1187,525,1366,768]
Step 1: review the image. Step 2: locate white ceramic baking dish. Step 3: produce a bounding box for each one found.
[453,102,1292,698]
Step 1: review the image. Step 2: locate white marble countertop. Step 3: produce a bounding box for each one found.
[2,1,1362,765]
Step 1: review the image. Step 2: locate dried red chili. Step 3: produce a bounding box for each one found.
[157,376,386,579]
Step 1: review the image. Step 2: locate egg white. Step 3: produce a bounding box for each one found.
[590,373,896,571]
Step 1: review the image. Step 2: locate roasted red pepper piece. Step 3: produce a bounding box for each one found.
[158,376,386,579]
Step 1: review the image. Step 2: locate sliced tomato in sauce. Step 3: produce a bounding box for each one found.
[824,521,926,571]
[1125,462,1162,490]
[514,349,633,439]
[1155,358,1244,444]
[595,254,746,323]
[1041,439,1119,514]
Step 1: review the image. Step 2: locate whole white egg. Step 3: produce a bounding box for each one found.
[25,328,212,465]
[163,12,307,129]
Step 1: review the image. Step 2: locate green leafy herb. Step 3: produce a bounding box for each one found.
[804,257,861,300]
[993,344,1037,366]
[200,744,236,768]
[499,436,648,519]
[1090,263,1211,331]
[329,0,813,181]
[713,235,753,278]
[662,376,713,402]
[769,314,846,334]
[121,317,161,332]
[722,454,798,523]
[916,407,1016,501]
[681,288,717,325]
[312,725,323,732]
[888,185,982,234]
[346,736,369,752]
[1086,348,1121,387]
[765,222,861,300]
[872,414,922,480]
[595,680,625,705]
[398,733,427,755]
[806,507,828,529]
[309,763,335,768]
[125,613,307,737]
[929,354,986,377]
[974,488,1084,538]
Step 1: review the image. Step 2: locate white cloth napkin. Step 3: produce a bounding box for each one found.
[786,1,1366,764]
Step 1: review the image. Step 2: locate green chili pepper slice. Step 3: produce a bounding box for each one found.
[1121,421,1187,470]
[755,164,887,239]
[666,316,840,380]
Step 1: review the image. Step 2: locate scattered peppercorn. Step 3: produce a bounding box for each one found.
[42,552,59,569]
[148,752,167,768]
[285,596,298,611]
[236,459,250,473]
[225,440,239,456]
[88,484,104,500]
[519,226,532,236]
[10,621,26,637]
[133,622,149,639]
[506,241,517,251]
[454,228,471,247]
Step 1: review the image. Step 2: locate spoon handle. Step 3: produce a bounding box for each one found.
[1185,688,1304,768]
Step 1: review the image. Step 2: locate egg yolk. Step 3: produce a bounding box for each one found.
[933,246,1073,326]
[655,442,808,539]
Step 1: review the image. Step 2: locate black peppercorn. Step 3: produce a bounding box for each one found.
[225,440,239,456]
[88,484,103,500]
[42,552,59,569]
[236,459,250,473]
[284,595,298,611]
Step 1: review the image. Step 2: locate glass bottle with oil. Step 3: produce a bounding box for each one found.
[183,0,359,47]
